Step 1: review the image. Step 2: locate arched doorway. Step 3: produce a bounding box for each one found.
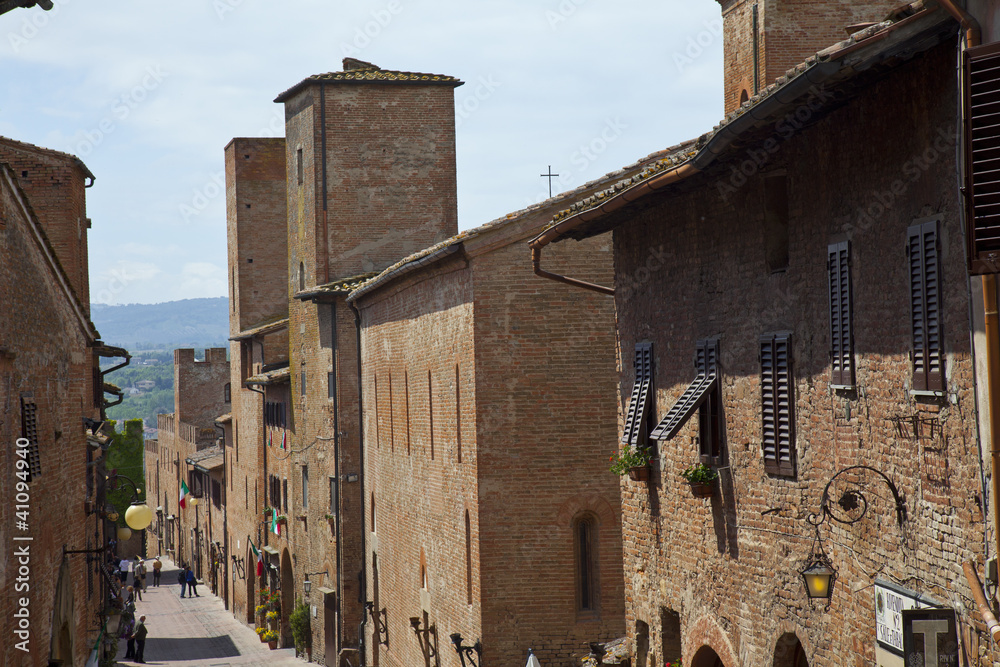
[691,645,726,667]
[246,543,256,624]
[48,559,75,665]
[280,548,293,647]
[773,633,809,667]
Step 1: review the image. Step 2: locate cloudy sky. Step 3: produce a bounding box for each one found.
[1,0,722,305]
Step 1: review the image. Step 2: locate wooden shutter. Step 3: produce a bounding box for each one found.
[651,338,719,444]
[828,241,854,387]
[20,393,41,481]
[908,220,945,392]
[964,42,1000,273]
[761,333,795,476]
[622,343,652,447]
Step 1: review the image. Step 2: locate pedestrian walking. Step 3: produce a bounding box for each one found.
[134,615,148,663]
[152,557,162,587]
[178,566,187,597]
[136,559,147,592]
[186,566,200,597]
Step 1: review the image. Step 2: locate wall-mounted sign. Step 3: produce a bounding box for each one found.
[903,609,958,667]
[875,582,930,656]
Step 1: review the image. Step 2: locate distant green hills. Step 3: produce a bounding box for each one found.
[91,297,229,351]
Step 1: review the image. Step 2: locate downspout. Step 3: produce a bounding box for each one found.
[964,561,1000,641]
[321,82,331,285]
[247,340,267,549]
[216,421,230,610]
[936,0,982,48]
[350,300,368,665]
[332,300,344,656]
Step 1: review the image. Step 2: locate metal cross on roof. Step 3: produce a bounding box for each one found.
[540,165,559,198]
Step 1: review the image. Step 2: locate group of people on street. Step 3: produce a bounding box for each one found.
[179,564,199,597]
[114,555,163,663]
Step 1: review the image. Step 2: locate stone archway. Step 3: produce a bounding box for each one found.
[48,559,75,665]
[280,548,293,647]
[773,633,809,667]
[691,645,726,667]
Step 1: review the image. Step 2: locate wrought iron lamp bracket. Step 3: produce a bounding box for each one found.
[805,465,906,530]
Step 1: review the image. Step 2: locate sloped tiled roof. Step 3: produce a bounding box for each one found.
[230,316,289,341]
[0,135,95,180]
[536,1,951,242]
[246,366,290,386]
[275,58,463,102]
[294,272,379,301]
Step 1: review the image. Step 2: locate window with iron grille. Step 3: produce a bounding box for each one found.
[651,339,723,465]
[760,333,795,476]
[963,42,1000,274]
[908,219,945,393]
[20,393,41,481]
[621,343,653,449]
[828,241,855,388]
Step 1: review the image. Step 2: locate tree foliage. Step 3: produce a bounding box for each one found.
[105,419,146,519]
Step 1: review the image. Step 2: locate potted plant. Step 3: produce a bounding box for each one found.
[289,598,311,659]
[263,629,279,649]
[275,514,288,525]
[255,626,268,643]
[680,463,719,498]
[610,446,653,481]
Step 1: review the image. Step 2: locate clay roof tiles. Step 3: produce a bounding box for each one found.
[274,58,462,103]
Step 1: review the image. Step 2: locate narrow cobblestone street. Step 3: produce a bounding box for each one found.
[115,558,305,667]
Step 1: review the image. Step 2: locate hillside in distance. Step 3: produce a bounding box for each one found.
[91,297,230,350]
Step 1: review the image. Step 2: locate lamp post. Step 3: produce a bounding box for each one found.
[450,632,482,667]
[799,465,906,607]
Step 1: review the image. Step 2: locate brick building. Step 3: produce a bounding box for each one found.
[349,181,627,666]
[146,347,230,595]
[530,2,1000,666]
[0,138,119,666]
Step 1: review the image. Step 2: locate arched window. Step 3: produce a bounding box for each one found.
[573,513,599,612]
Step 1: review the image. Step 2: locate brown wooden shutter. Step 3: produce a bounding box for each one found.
[908,220,945,392]
[964,42,1000,274]
[20,393,41,481]
[761,333,795,476]
[828,241,854,387]
[622,343,652,447]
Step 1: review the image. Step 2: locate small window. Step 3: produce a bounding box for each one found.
[420,547,428,590]
[302,466,308,509]
[764,174,789,273]
[224,383,231,403]
[20,393,41,482]
[240,341,253,383]
[828,242,855,388]
[299,262,305,292]
[296,147,304,186]
[301,371,307,397]
[760,332,796,476]
[573,513,598,613]
[908,219,945,393]
[211,478,222,509]
[329,476,337,516]
[282,478,288,513]
[328,372,336,400]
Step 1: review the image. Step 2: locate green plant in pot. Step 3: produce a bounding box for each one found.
[289,598,312,657]
[609,446,652,476]
[680,463,718,497]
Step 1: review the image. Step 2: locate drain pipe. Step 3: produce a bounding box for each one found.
[965,561,1000,640]
[935,0,982,48]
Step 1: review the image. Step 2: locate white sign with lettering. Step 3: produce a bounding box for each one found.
[875,583,928,655]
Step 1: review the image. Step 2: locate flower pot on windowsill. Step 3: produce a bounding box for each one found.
[689,481,715,498]
[628,465,650,481]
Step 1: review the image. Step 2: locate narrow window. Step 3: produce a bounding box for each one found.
[428,370,435,460]
[388,371,394,453]
[296,147,304,185]
[573,514,598,612]
[405,370,411,456]
[764,174,789,272]
[828,241,855,388]
[329,476,337,516]
[224,383,231,403]
[299,261,305,292]
[420,547,428,590]
[455,364,462,463]
[231,268,235,312]
[20,393,41,482]
[302,466,308,508]
[240,341,253,383]
[370,492,376,534]
[374,373,380,449]
[909,219,945,392]
[328,372,336,400]
[465,510,472,604]
[300,370,306,397]
[760,332,796,476]
[282,478,288,513]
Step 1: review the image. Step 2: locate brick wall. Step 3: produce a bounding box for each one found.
[0,163,101,667]
[174,348,231,431]
[609,41,992,666]
[716,0,900,114]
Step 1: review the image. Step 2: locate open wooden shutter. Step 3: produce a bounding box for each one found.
[20,393,41,481]
[622,343,652,447]
[964,42,1000,274]
[761,333,795,476]
[908,220,945,392]
[828,241,854,388]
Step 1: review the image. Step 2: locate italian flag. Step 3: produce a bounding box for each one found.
[271,511,281,537]
[280,432,287,450]
[179,479,190,509]
[249,540,264,577]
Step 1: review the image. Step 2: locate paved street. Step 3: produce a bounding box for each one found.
[116,558,305,667]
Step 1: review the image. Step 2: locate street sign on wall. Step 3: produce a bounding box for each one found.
[902,609,958,667]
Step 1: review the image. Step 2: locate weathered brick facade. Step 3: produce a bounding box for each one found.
[352,194,625,667]
[540,8,996,665]
[0,148,105,666]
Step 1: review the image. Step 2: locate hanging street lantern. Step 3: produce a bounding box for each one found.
[800,555,836,601]
[125,501,153,531]
[117,525,132,542]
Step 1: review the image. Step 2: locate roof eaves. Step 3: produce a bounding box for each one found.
[230,316,289,341]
